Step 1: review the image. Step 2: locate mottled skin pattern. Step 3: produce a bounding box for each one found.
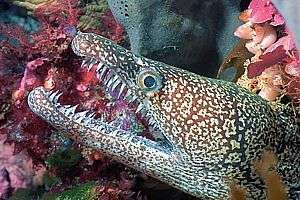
[28,32,300,200]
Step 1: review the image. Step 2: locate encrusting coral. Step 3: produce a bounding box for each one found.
[107,0,242,77]
[235,0,300,114]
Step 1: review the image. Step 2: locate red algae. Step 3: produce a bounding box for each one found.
[0,0,142,199]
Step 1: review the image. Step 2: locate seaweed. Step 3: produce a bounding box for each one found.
[78,0,109,31]
[42,181,98,200]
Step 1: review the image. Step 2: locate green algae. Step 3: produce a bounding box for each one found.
[78,0,109,31]
[43,173,62,189]
[42,181,98,200]
[10,187,45,200]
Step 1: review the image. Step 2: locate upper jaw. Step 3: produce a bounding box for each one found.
[71,32,175,150]
[80,54,173,147]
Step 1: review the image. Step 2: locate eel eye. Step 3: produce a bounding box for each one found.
[137,70,163,92]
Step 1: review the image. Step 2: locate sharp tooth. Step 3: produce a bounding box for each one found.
[88,59,97,71]
[75,110,89,118]
[99,66,108,79]
[146,113,152,120]
[81,59,89,68]
[65,105,78,116]
[111,130,119,136]
[128,95,138,103]
[45,90,52,96]
[73,111,89,123]
[104,74,115,87]
[96,61,104,71]
[83,58,94,67]
[107,76,117,88]
[86,113,95,121]
[118,83,126,98]
[136,103,144,113]
[147,115,152,122]
[103,72,113,85]
[53,92,63,103]
[86,59,94,71]
[88,63,94,71]
[111,79,121,91]
[49,90,60,101]
[58,104,71,111]
[74,117,84,123]
[149,118,156,125]
[124,89,132,98]
[55,102,62,107]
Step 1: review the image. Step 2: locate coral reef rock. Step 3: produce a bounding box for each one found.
[107,0,242,77]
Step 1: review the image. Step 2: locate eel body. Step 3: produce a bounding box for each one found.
[28,32,299,199]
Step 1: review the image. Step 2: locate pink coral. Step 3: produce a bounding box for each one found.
[247,35,299,78]
[235,0,300,108]
[249,0,285,26]
[0,135,38,196]
[234,22,277,55]
[285,59,300,77]
[0,168,10,199]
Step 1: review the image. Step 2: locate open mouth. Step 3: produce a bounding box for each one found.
[28,55,173,154]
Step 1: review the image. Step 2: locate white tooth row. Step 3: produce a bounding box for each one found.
[46,89,145,134]
[45,89,159,140]
[81,58,100,71]
[48,90,62,103]
[47,88,163,143]
[80,58,159,129]
[81,58,135,100]
[46,90,106,125]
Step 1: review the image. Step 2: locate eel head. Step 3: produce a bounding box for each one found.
[28,32,284,199]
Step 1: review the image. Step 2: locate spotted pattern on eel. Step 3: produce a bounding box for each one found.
[27,32,300,200]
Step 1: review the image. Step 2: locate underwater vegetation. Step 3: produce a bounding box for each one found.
[0,0,299,199]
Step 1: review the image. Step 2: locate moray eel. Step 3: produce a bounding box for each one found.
[28,32,299,199]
